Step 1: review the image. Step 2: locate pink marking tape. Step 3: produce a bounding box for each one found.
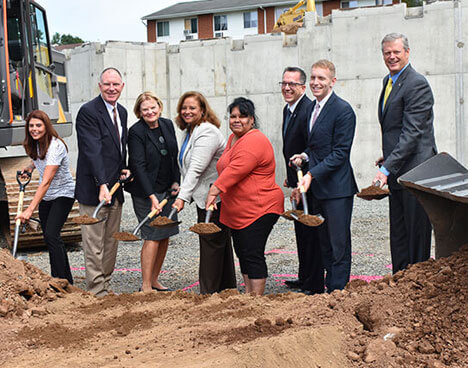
[70,267,168,274]
[265,249,297,255]
[182,281,199,291]
[350,275,383,282]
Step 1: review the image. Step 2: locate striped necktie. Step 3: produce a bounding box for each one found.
[383,77,393,108]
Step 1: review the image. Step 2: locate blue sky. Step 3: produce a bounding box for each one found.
[39,0,198,42]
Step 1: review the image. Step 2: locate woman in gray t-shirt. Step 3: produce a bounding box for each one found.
[16,110,75,284]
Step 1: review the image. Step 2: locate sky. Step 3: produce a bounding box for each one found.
[39,0,198,43]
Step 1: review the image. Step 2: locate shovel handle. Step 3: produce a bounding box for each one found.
[109,181,121,196]
[296,168,307,194]
[15,191,25,226]
[205,204,215,223]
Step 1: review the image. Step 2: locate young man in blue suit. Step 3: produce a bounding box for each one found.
[373,33,436,273]
[280,66,324,295]
[292,59,358,292]
[75,67,131,296]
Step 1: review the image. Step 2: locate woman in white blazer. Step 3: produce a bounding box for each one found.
[173,91,236,294]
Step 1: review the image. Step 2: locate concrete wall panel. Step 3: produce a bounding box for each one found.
[66,0,468,186]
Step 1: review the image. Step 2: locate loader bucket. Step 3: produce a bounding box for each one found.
[398,153,468,259]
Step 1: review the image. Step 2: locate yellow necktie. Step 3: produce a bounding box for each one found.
[383,77,393,107]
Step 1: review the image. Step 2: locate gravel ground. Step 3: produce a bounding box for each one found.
[4,194,435,295]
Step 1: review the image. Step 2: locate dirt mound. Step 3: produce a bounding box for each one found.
[0,246,467,367]
[0,249,83,318]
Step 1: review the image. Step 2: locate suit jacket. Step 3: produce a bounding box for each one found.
[75,95,128,206]
[124,117,180,198]
[305,92,358,200]
[178,122,225,209]
[378,64,437,190]
[282,94,313,187]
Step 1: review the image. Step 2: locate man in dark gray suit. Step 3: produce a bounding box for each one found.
[373,33,437,273]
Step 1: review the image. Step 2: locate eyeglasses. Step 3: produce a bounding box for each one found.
[279,82,304,88]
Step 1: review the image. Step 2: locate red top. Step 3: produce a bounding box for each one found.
[214,129,284,229]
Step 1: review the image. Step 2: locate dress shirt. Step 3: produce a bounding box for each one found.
[102,96,122,150]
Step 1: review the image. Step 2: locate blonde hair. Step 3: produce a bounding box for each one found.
[312,59,336,78]
[133,91,164,119]
[175,91,220,130]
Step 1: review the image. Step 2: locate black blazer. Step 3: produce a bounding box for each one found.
[75,96,128,206]
[305,92,358,200]
[282,95,313,187]
[124,117,180,198]
[378,64,437,190]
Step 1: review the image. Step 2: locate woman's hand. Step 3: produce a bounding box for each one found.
[20,162,34,179]
[205,185,221,210]
[173,198,184,212]
[16,207,33,223]
[150,194,161,214]
[170,182,180,196]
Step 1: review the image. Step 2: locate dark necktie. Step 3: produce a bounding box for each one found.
[283,108,292,136]
[112,107,121,145]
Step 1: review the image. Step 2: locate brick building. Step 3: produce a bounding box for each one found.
[142,0,395,44]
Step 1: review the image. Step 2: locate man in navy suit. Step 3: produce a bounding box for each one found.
[373,33,436,273]
[280,66,324,295]
[75,67,130,296]
[292,60,358,292]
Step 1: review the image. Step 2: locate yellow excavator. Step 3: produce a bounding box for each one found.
[0,0,81,249]
[272,0,316,34]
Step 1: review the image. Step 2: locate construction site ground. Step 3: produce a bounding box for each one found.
[0,198,467,367]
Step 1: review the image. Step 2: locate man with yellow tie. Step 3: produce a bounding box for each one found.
[373,33,437,273]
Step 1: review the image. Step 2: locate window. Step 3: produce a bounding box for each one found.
[157,21,169,37]
[184,18,198,33]
[30,4,51,66]
[243,11,258,28]
[341,0,358,8]
[214,15,227,31]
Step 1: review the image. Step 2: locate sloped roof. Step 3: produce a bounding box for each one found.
[142,0,298,20]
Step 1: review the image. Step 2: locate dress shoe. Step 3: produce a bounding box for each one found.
[284,279,303,289]
[152,286,172,291]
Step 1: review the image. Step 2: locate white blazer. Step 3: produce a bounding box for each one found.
[177,122,225,209]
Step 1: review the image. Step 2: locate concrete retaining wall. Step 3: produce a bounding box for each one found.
[64,0,468,189]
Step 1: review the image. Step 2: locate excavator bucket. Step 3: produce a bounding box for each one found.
[398,153,468,259]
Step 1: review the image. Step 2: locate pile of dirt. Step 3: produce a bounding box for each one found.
[0,249,83,319]
[72,214,101,224]
[150,216,177,227]
[112,231,139,241]
[189,222,221,235]
[0,246,467,367]
[357,185,390,200]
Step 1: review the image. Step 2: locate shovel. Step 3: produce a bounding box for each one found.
[112,201,167,241]
[281,198,303,221]
[150,202,181,228]
[73,175,132,225]
[289,163,325,227]
[189,204,221,235]
[12,170,31,258]
[357,180,390,200]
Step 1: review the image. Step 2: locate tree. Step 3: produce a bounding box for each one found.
[51,32,84,45]
[51,32,60,44]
